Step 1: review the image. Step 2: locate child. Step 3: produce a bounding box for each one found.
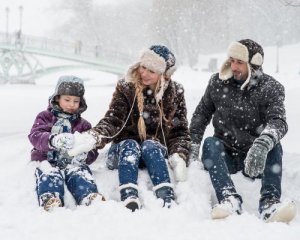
[28,76,105,211]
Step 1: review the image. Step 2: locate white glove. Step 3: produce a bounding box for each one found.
[71,152,88,165]
[169,153,187,182]
[51,133,74,150]
[68,131,97,156]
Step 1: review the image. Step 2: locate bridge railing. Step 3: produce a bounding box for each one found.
[0,32,133,65]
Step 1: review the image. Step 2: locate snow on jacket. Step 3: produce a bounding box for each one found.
[28,106,98,164]
[91,78,191,162]
[190,72,288,154]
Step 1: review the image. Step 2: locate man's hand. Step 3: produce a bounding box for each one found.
[244,135,274,178]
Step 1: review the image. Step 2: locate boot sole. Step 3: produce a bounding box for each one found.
[44,198,62,212]
[211,207,231,219]
[125,202,139,212]
[265,201,297,223]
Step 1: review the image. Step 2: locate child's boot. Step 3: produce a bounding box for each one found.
[40,192,63,212]
[81,192,106,206]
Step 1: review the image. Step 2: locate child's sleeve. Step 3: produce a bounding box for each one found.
[28,112,53,151]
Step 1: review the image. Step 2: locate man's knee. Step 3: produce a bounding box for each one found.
[202,137,224,169]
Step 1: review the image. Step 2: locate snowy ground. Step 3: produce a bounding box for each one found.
[0,44,300,240]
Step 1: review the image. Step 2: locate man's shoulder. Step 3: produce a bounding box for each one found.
[208,73,222,86]
[261,73,284,89]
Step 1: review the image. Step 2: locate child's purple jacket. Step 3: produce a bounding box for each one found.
[28,108,98,165]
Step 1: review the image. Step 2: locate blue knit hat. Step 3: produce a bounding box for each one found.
[126,45,177,101]
[139,45,176,78]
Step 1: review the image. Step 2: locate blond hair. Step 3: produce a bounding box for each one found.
[132,69,166,141]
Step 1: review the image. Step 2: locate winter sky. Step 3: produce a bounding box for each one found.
[0,0,127,37]
[0,0,53,36]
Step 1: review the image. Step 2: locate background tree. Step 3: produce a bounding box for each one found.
[50,0,300,68]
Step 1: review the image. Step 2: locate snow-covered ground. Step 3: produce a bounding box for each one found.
[0,43,300,240]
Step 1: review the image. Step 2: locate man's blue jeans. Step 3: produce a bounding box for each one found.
[201,136,282,205]
[107,139,171,187]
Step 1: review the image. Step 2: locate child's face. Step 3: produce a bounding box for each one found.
[57,95,80,114]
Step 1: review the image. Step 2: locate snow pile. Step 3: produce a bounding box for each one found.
[0,43,300,240]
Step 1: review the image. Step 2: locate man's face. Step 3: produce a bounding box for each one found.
[230,57,249,81]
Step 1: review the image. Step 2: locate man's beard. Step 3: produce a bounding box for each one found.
[233,71,243,81]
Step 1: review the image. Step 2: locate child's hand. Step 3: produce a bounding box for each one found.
[71,152,88,165]
[68,132,97,156]
[51,133,74,150]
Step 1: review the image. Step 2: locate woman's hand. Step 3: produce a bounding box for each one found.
[169,153,187,182]
[68,131,97,156]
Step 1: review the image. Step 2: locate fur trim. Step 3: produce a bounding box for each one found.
[251,52,264,66]
[125,62,140,83]
[219,41,259,90]
[165,65,177,78]
[220,41,249,81]
[155,76,170,102]
[123,196,141,209]
[219,59,252,90]
[240,63,252,90]
[125,48,173,100]
[140,49,166,74]
[153,182,174,191]
[227,42,249,62]
[219,60,233,81]
[119,183,139,191]
[125,62,170,102]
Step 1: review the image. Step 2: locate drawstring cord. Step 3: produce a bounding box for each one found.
[98,92,137,140]
[156,101,169,157]
[95,90,168,157]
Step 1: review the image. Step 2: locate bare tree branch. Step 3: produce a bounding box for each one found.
[279,0,300,6]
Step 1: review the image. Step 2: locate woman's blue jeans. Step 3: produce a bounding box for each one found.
[107,139,171,187]
[201,136,282,205]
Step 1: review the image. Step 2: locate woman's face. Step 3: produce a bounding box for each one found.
[138,65,161,90]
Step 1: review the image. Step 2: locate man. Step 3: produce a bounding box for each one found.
[189,39,296,223]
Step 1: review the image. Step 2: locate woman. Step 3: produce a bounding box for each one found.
[68,45,190,211]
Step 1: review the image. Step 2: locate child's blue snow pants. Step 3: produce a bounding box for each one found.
[35,164,98,205]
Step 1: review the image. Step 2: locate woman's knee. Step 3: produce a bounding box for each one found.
[120,139,140,151]
[118,139,141,165]
[141,140,166,155]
